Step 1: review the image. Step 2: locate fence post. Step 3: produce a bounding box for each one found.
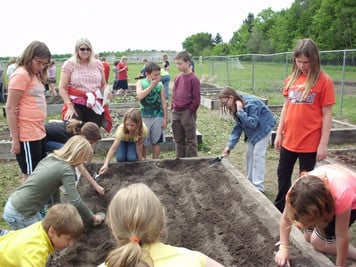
[252,54,255,91]
[285,52,289,78]
[225,58,231,86]
[339,50,347,115]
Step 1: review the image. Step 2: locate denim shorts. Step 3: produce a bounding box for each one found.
[3,198,42,230]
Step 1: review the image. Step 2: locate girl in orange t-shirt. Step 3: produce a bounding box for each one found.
[273,39,336,212]
[5,41,51,183]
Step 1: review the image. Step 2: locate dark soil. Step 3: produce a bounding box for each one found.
[327,149,356,167]
[47,159,319,267]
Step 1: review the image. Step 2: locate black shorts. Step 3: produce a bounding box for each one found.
[315,209,356,242]
[16,138,47,175]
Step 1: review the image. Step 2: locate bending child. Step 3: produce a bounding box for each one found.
[45,119,104,195]
[274,164,356,267]
[0,203,84,266]
[218,87,275,192]
[98,183,225,267]
[2,135,105,230]
[99,108,147,174]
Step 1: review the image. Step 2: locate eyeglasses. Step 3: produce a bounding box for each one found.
[33,59,49,67]
[79,47,91,52]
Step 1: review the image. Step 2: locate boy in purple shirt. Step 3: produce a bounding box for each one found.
[171,51,200,158]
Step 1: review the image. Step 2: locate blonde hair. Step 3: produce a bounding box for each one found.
[53,135,93,166]
[123,108,144,139]
[162,53,168,61]
[70,37,95,65]
[286,38,321,101]
[105,183,166,267]
[42,203,84,239]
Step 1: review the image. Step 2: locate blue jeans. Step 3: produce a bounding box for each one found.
[161,75,170,100]
[246,133,270,192]
[116,141,137,162]
[3,199,42,230]
[46,141,64,153]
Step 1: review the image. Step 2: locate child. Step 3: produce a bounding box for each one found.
[274,164,356,267]
[171,51,201,158]
[47,60,57,96]
[161,53,170,100]
[136,61,168,159]
[98,183,225,267]
[116,56,129,94]
[112,60,119,92]
[2,135,105,230]
[135,58,148,80]
[218,87,276,192]
[99,108,147,174]
[45,119,105,195]
[5,41,51,183]
[273,38,336,212]
[0,203,84,267]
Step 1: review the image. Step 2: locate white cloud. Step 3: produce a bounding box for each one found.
[1,0,294,57]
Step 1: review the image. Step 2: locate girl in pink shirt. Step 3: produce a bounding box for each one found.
[5,41,51,183]
[275,164,356,267]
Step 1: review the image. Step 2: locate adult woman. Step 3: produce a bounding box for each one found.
[59,37,112,133]
[275,164,356,267]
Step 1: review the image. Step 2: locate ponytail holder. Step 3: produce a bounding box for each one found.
[129,236,140,243]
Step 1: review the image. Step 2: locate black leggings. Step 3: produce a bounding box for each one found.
[274,147,316,212]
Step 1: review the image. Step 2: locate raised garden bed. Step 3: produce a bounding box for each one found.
[47,158,334,266]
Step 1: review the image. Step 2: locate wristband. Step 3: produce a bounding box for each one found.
[279,244,289,251]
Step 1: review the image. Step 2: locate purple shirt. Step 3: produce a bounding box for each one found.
[172,72,200,113]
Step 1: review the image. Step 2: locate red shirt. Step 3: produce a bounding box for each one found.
[102,61,110,82]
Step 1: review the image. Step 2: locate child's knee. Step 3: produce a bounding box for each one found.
[304,230,311,242]
[310,232,331,253]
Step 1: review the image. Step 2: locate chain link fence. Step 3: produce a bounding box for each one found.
[194,49,356,121]
[2,49,355,121]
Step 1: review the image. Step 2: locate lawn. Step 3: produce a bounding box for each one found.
[0,61,355,264]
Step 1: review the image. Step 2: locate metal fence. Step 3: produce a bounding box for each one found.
[2,49,355,119]
[194,49,356,118]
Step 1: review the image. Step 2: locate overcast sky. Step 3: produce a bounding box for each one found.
[1,0,294,57]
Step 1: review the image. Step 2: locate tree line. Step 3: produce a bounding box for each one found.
[183,0,356,56]
[1,0,354,61]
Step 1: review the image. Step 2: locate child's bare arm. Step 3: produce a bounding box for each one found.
[77,164,105,196]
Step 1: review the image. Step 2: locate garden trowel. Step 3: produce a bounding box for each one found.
[208,154,225,168]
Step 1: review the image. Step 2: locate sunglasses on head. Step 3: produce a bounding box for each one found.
[79,47,91,52]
